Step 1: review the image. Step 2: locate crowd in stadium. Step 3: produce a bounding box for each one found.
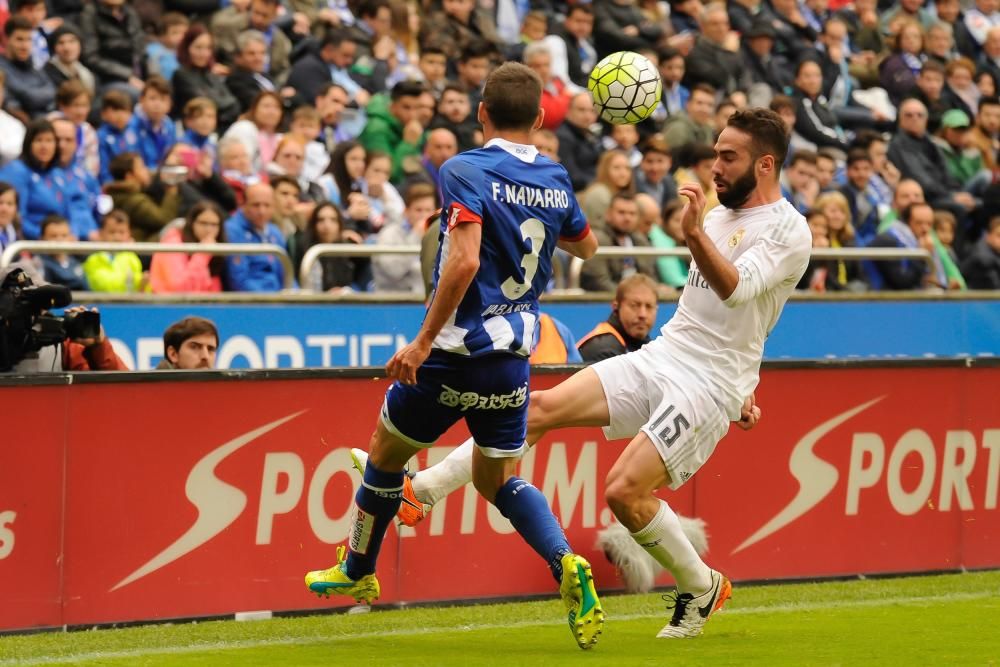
[0,0,997,294]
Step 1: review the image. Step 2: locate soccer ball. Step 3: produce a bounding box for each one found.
[588,51,662,125]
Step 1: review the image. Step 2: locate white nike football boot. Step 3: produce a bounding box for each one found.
[657,569,732,638]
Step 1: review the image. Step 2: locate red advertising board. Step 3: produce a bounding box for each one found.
[0,365,997,631]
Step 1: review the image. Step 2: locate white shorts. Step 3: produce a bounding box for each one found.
[590,339,731,490]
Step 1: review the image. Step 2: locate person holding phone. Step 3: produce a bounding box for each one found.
[154,143,238,216]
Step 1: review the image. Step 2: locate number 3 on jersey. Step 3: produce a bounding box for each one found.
[501,218,546,299]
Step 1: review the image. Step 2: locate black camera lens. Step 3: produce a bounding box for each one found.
[64,310,101,340]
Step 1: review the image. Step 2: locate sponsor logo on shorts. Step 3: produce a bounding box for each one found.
[350,508,376,555]
[437,383,528,411]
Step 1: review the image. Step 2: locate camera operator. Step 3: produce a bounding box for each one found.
[1,264,127,372]
[60,305,127,371]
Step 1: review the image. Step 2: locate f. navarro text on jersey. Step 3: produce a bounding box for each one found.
[491,182,571,208]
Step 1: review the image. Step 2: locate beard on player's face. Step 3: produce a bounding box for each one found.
[716,161,758,209]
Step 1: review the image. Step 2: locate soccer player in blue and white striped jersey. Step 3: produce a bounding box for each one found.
[305,62,605,650]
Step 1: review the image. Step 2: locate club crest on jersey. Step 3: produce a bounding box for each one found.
[728,229,746,248]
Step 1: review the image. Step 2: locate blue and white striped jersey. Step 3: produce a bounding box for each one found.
[430,138,590,358]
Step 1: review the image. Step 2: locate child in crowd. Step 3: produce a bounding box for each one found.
[97,90,138,184]
[799,209,830,292]
[38,214,88,290]
[181,97,218,162]
[815,150,838,194]
[151,200,226,294]
[290,105,329,182]
[129,76,176,169]
[362,151,403,235]
[656,47,689,119]
[635,136,677,206]
[146,12,189,82]
[82,209,147,292]
[12,0,56,70]
[416,46,447,97]
[373,181,434,293]
[455,42,491,107]
[603,123,642,168]
[54,80,99,177]
[520,11,548,43]
[933,210,966,290]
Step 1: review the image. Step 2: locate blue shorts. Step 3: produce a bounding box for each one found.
[380,350,530,458]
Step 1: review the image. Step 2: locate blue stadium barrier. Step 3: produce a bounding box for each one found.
[86,298,1000,369]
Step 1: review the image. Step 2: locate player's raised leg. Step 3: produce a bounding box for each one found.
[604,431,730,638]
[304,419,421,602]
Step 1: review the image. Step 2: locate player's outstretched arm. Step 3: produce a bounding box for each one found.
[386,221,482,385]
[678,183,740,300]
[558,229,599,260]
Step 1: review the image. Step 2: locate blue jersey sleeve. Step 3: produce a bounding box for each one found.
[439,159,484,230]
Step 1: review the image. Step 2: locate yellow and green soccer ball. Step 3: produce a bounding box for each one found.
[588,51,662,124]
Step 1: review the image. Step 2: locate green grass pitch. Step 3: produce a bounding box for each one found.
[2,571,998,666]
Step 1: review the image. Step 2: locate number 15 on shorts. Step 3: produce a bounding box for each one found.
[650,404,690,447]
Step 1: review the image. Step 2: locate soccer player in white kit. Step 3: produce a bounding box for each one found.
[355,108,811,639]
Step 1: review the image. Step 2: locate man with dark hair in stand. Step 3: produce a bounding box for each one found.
[156,316,219,369]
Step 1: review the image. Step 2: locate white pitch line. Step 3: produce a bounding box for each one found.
[2,591,996,666]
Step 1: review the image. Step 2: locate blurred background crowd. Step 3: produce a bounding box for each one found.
[0,0,997,295]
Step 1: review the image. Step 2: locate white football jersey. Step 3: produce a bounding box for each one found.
[659,198,811,420]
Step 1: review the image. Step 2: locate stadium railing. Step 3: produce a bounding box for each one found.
[0,241,296,290]
[564,246,936,291]
[3,241,934,295]
[298,244,936,293]
[299,243,422,288]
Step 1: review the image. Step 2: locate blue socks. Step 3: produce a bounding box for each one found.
[345,462,404,580]
[494,477,571,582]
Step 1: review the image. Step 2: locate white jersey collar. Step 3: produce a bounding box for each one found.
[485,137,538,163]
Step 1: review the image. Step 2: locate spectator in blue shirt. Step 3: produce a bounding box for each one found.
[224,182,287,291]
[180,96,218,162]
[97,89,139,184]
[129,76,177,170]
[146,12,188,83]
[0,119,69,239]
[52,117,100,241]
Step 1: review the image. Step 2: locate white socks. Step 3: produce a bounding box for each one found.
[411,437,475,505]
[630,499,712,594]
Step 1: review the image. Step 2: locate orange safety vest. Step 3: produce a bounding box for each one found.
[529,313,570,364]
[576,320,626,350]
